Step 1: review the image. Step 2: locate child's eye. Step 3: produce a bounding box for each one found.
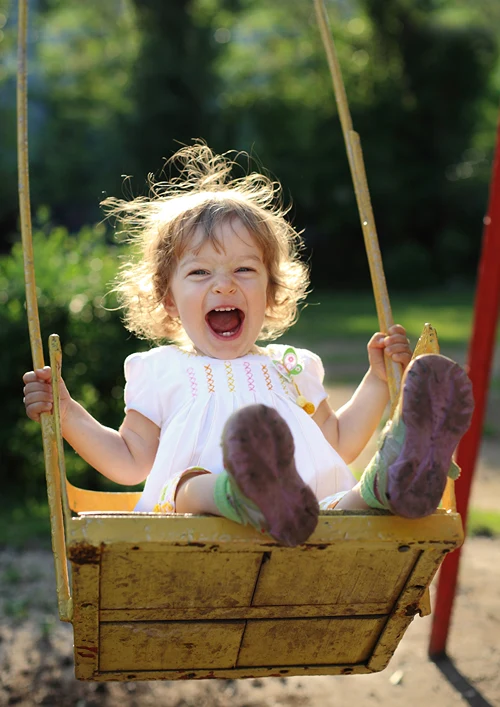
[189,269,209,276]
[236,267,254,273]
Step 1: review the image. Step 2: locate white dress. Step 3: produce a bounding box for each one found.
[124,343,356,512]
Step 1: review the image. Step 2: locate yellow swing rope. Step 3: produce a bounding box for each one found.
[17,0,72,621]
[313,0,402,405]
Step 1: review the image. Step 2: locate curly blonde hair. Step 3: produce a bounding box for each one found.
[103,144,310,344]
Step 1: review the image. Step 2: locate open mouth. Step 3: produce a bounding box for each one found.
[206,307,244,339]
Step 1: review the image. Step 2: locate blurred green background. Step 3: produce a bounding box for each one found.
[1,0,499,532]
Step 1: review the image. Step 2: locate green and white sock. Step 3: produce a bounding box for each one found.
[213,470,268,533]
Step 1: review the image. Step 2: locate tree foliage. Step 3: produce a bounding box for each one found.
[1,0,499,497]
[1,0,498,285]
[1,218,142,496]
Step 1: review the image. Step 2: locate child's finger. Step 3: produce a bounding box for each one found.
[24,387,53,404]
[23,366,52,384]
[24,392,53,414]
[384,335,411,350]
[384,341,411,354]
[367,332,386,349]
[23,380,52,398]
[387,324,407,337]
[390,353,412,368]
[26,400,53,419]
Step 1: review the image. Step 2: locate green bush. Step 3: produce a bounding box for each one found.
[1,220,144,499]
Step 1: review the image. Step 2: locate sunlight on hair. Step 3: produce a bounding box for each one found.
[102,142,310,344]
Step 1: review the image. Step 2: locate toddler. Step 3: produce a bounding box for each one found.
[23,144,474,547]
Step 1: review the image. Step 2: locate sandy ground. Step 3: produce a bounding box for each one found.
[1,379,499,706]
[0,538,499,707]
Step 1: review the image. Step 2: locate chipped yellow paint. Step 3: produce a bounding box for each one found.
[100,621,245,672]
[65,511,463,680]
[71,556,100,680]
[100,548,263,610]
[238,617,386,666]
[417,588,432,618]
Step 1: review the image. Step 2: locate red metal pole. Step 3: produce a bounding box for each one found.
[429,115,500,658]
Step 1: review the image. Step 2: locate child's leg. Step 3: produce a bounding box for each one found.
[175,472,220,515]
[154,467,218,514]
[332,354,473,517]
[156,405,319,546]
[320,485,370,511]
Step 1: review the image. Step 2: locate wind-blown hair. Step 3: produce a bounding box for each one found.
[103,143,310,344]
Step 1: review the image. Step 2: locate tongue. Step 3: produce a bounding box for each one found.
[208,310,241,334]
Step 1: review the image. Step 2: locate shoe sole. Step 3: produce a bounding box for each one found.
[387,355,474,518]
[222,404,319,546]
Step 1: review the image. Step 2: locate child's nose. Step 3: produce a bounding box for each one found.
[212,275,237,295]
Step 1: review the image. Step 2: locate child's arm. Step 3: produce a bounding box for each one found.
[23,366,159,486]
[313,325,411,464]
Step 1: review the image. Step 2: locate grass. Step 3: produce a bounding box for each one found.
[287,288,478,347]
[0,499,52,550]
[274,288,481,383]
[467,508,500,538]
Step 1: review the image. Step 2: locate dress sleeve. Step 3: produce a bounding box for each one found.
[297,348,328,409]
[124,352,163,427]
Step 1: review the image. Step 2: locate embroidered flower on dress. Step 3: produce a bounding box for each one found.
[272,347,303,381]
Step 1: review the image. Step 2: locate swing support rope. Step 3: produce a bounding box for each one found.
[313,0,402,405]
[17,0,73,621]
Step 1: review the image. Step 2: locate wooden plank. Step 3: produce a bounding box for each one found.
[99,621,245,671]
[99,602,392,622]
[252,546,417,607]
[368,548,447,672]
[100,549,262,610]
[66,511,464,548]
[237,617,387,667]
[70,545,101,680]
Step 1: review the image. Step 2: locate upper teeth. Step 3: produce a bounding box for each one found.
[214,307,236,312]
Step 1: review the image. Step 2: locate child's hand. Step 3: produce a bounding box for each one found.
[367,324,412,383]
[22,366,71,423]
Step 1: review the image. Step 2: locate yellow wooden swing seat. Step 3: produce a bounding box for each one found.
[17,0,465,682]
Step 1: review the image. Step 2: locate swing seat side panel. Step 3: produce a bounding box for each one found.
[67,511,463,680]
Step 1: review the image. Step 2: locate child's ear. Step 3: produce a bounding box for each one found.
[163,292,179,318]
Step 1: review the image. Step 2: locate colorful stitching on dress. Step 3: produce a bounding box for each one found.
[278,374,289,396]
[261,364,273,391]
[186,367,198,398]
[176,345,196,357]
[243,361,256,392]
[204,364,215,393]
[224,361,235,393]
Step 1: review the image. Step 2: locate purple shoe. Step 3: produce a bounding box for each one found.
[221,404,319,546]
[360,355,474,518]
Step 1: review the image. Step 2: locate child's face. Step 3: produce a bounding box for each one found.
[164,217,269,359]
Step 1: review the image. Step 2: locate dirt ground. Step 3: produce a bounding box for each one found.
[1,380,499,707]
